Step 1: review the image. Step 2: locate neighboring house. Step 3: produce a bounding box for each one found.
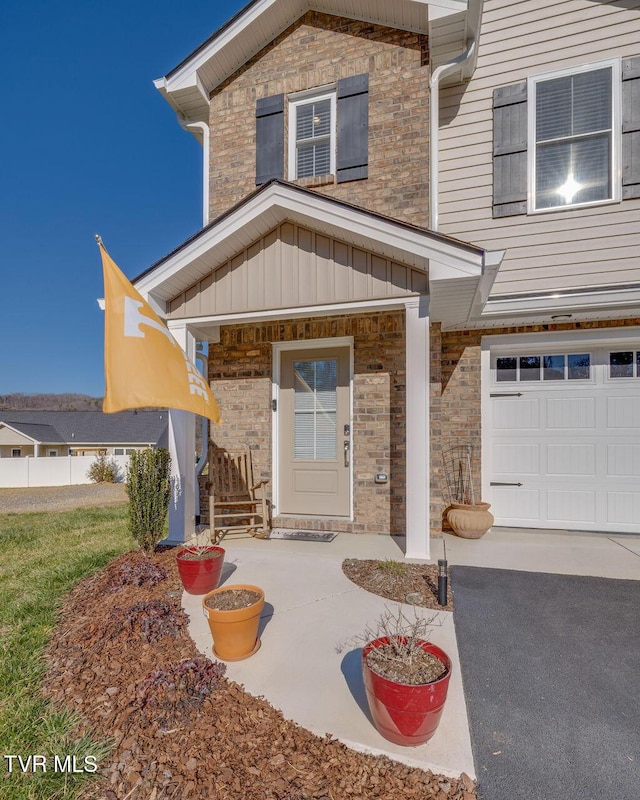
[0,411,168,458]
[134,0,640,555]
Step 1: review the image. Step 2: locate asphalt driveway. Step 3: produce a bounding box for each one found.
[452,566,640,800]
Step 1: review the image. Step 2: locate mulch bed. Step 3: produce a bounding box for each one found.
[342,559,454,612]
[44,549,475,800]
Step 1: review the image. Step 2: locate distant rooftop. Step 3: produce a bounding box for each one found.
[0,410,168,445]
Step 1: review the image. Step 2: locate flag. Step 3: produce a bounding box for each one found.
[99,238,221,423]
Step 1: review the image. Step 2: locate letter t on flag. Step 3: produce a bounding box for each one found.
[98,238,221,423]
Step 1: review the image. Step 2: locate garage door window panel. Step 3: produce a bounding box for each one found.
[610,351,640,378]
[496,353,591,382]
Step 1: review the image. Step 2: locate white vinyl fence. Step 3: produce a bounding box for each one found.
[0,455,131,488]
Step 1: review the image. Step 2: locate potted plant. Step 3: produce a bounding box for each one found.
[176,544,225,595]
[360,608,451,746]
[202,584,264,661]
[442,442,494,538]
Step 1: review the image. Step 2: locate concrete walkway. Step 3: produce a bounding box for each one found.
[183,527,640,780]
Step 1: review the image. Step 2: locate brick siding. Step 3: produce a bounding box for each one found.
[200,311,406,535]
[208,12,430,226]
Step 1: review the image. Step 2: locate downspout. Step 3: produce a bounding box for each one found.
[429,39,476,231]
[178,118,210,228]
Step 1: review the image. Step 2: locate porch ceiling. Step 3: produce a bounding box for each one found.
[153,0,480,129]
[134,180,501,326]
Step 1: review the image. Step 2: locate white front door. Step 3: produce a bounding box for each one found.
[278,346,351,517]
[486,342,640,533]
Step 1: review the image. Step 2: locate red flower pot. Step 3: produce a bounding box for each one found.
[362,637,451,746]
[176,546,225,595]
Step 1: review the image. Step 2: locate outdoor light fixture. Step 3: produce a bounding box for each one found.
[438,559,448,606]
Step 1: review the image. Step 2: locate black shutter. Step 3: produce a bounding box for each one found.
[493,81,528,217]
[336,74,369,183]
[622,57,640,200]
[255,94,284,186]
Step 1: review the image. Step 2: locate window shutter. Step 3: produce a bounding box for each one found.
[336,74,369,183]
[493,82,528,217]
[255,94,284,185]
[622,57,640,200]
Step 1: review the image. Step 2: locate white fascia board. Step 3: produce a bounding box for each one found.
[165,0,283,90]
[167,296,410,329]
[468,249,504,319]
[0,423,41,445]
[482,286,640,319]
[134,183,484,302]
[483,326,640,351]
[157,0,468,119]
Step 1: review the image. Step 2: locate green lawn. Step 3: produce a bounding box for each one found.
[0,505,131,799]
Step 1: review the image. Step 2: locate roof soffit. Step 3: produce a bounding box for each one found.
[154,0,471,122]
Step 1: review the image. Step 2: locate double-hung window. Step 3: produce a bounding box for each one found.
[529,60,620,212]
[288,90,336,180]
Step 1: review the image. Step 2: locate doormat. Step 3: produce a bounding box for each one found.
[269,529,338,542]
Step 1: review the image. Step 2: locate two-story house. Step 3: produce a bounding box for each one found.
[134,0,640,556]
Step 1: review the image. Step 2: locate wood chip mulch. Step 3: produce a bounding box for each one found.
[342,559,454,612]
[44,549,475,800]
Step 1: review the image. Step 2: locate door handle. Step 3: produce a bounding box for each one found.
[343,440,350,468]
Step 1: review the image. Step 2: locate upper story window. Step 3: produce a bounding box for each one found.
[256,74,369,187]
[492,57,638,218]
[530,61,620,212]
[288,90,336,180]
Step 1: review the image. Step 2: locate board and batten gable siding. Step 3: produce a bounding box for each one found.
[166,223,428,319]
[437,0,640,297]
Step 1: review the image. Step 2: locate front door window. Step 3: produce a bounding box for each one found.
[294,359,337,460]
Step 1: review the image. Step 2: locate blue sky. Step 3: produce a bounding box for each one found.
[0,0,244,397]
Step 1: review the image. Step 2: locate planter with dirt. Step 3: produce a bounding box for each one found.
[360,608,452,747]
[202,584,265,661]
[176,545,225,595]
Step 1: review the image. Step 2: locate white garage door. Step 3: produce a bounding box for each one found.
[486,342,640,534]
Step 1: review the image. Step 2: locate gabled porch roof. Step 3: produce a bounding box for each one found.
[134,180,503,328]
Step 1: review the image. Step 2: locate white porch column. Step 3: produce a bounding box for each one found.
[404,296,430,560]
[166,324,197,545]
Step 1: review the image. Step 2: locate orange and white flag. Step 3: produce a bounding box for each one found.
[99,238,221,423]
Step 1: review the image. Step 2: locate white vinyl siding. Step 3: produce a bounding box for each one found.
[438,0,640,297]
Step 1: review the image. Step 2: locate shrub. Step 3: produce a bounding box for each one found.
[126,448,171,554]
[88,453,121,483]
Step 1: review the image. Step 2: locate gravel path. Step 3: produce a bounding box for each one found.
[0,483,127,514]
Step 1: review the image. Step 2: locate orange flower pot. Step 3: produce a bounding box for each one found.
[202,584,265,661]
